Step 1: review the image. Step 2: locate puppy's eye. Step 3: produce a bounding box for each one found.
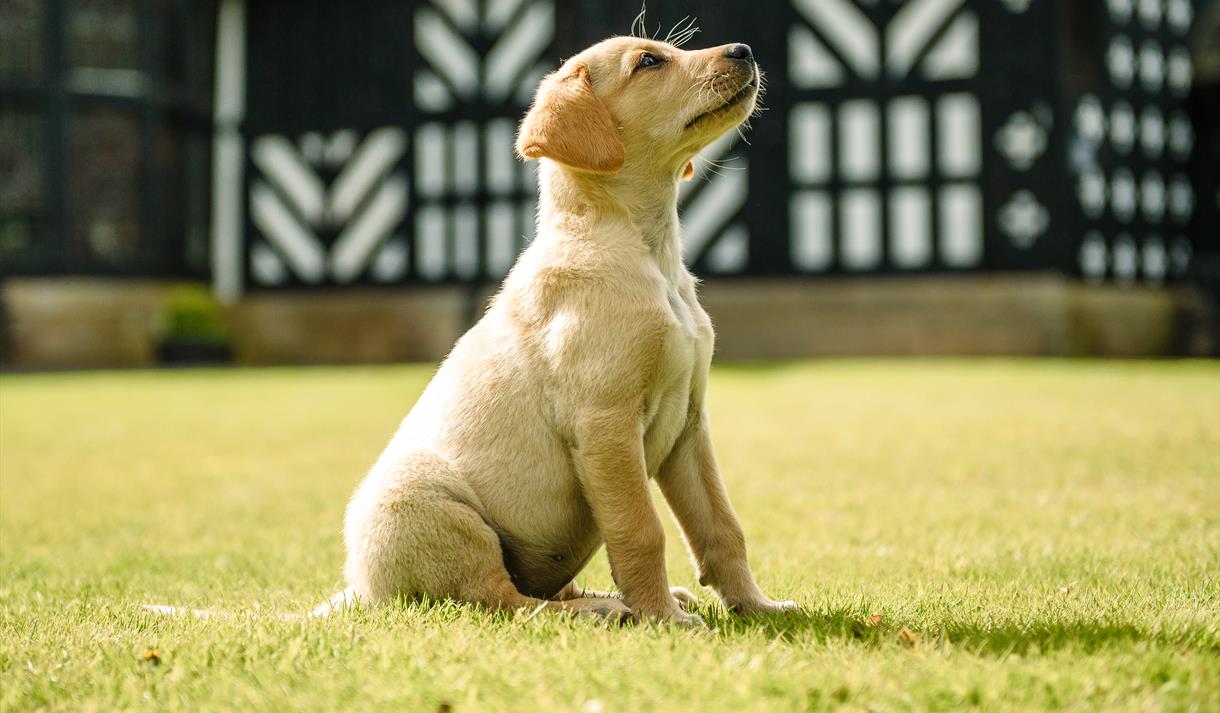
[637,52,662,69]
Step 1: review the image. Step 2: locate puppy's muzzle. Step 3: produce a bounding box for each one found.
[684,73,759,129]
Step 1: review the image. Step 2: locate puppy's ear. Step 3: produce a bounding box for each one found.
[516,63,624,173]
[680,161,695,182]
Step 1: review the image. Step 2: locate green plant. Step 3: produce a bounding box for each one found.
[160,284,228,345]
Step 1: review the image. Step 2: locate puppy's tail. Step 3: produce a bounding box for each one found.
[308,588,359,618]
[143,588,358,622]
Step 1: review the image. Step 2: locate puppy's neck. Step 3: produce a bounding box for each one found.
[538,161,685,278]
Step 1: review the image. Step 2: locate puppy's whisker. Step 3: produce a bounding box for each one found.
[667,17,700,48]
[678,78,703,104]
[665,16,694,45]
[693,80,712,110]
[734,125,753,146]
[694,158,731,180]
[631,3,648,38]
[672,29,698,47]
[664,15,686,44]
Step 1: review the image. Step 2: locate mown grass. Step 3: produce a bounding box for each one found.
[1,360,1217,712]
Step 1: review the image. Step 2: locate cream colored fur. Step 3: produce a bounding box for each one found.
[337,36,797,627]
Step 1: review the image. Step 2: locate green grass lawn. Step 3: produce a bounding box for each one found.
[1,360,1217,712]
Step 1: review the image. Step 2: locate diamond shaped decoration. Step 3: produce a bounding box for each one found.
[996,109,1049,170]
[998,190,1050,248]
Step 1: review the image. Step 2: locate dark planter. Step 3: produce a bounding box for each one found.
[156,338,233,366]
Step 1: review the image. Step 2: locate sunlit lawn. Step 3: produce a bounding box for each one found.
[1,360,1217,711]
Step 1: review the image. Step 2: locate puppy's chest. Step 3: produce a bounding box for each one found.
[643,288,712,474]
[657,286,711,374]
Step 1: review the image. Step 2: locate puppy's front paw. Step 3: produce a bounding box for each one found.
[668,610,706,628]
[639,608,706,628]
[728,597,801,615]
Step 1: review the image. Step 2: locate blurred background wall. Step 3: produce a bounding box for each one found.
[1,0,1217,368]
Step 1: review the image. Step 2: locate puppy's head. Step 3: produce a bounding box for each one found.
[515,36,760,179]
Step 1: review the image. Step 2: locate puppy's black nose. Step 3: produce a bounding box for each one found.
[725,43,753,61]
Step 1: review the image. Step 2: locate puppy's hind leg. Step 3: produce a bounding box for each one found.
[436,505,633,622]
[346,481,631,622]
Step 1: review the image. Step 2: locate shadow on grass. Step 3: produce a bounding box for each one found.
[134,593,1216,659]
[702,606,1219,656]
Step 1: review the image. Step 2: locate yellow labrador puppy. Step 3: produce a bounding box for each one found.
[340,36,796,626]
